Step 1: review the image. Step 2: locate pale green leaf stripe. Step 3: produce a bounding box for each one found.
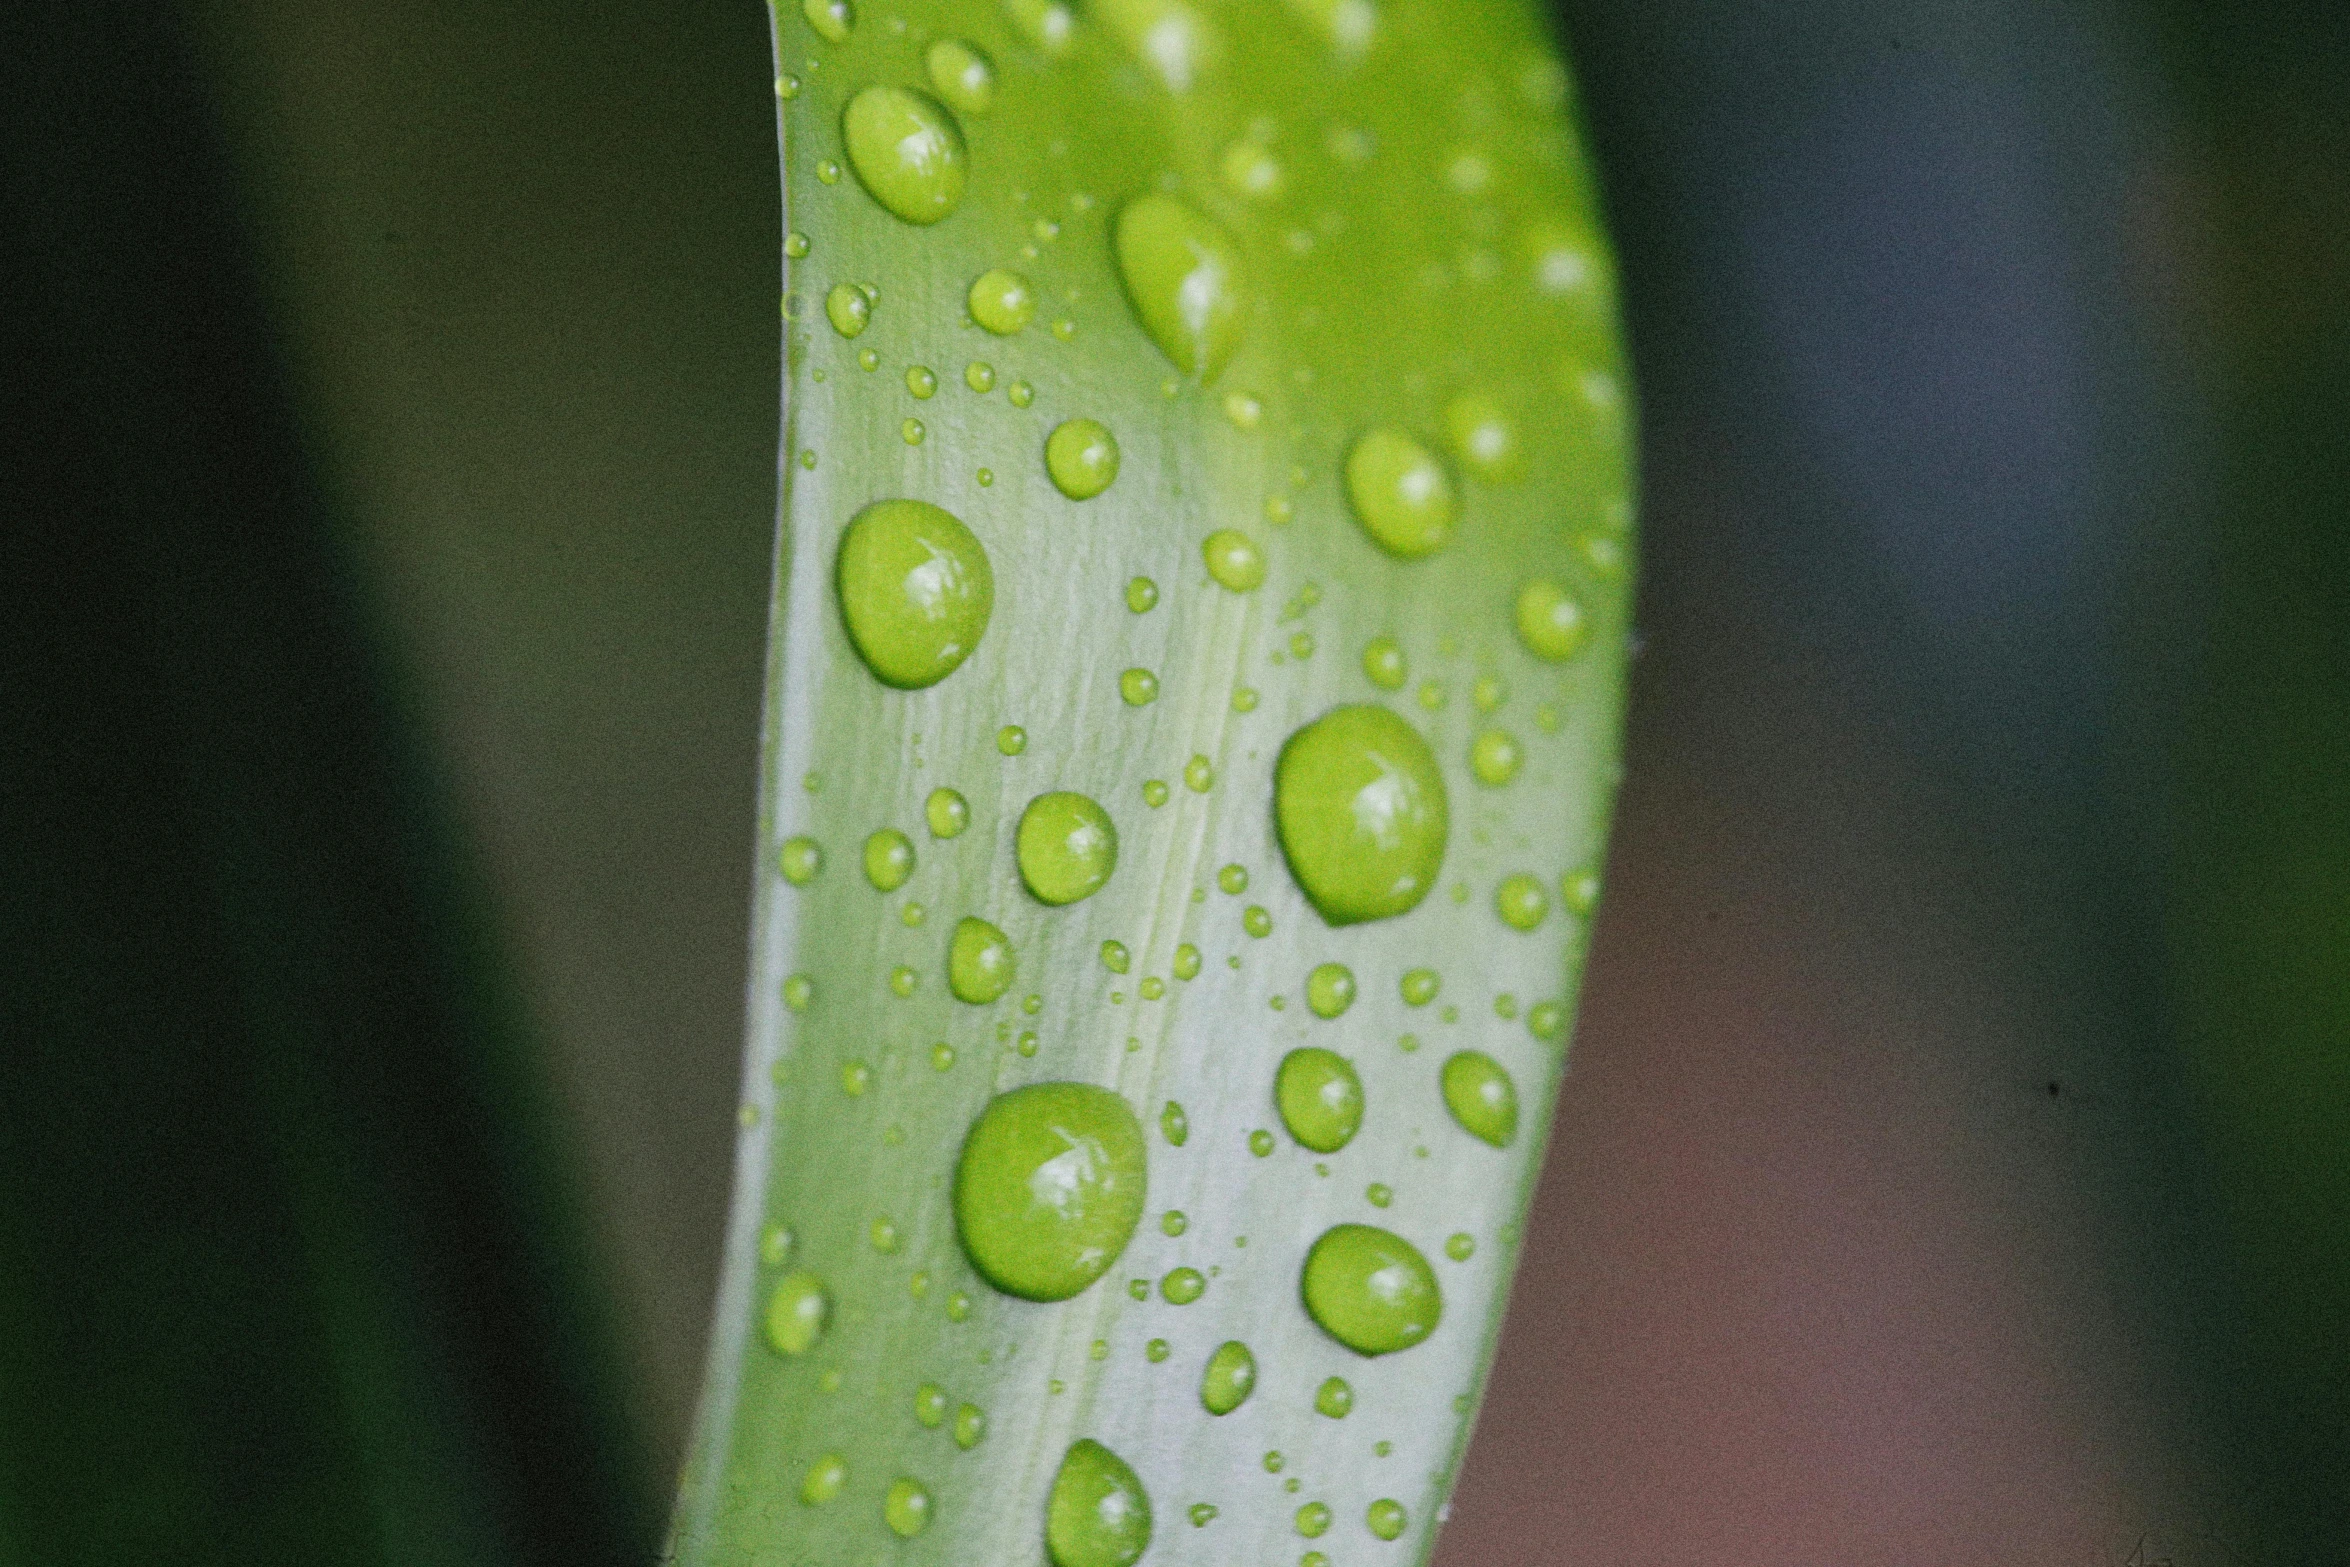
[670,0,1634,1561]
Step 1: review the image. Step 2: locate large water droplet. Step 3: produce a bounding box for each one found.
[953,1082,1146,1300]
[1274,705,1448,925]
[1113,194,1248,382]
[1200,1339,1256,1414]
[1018,791,1118,905]
[885,1477,933,1537]
[836,500,993,689]
[925,38,996,115]
[948,916,1015,1003]
[763,1270,830,1356]
[969,269,1036,335]
[1514,578,1585,662]
[1047,419,1121,499]
[1301,1224,1441,1355]
[1201,528,1266,591]
[843,87,968,225]
[1440,1050,1516,1146]
[1305,962,1357,1019]
[1047,1439,1153,1567]
[864,828,915,891]
[1277,1047,1364,1152]
[1345,429,1456,559]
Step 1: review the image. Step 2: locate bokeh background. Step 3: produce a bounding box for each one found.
[5,0,2345,1562]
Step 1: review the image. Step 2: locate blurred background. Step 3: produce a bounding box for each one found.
[4,0,2345,1561]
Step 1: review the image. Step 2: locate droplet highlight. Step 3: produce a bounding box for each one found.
[1305,962,1357,1019]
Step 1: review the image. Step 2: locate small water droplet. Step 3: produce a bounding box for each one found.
[1471,729,1523,786]
[802,0,855,41]
[889,964,919,997]
[1274,705,1448,925]
[997,725,1028,756]
[1296,1501,1333,1538]
[1263,1450,1285,1472]
[1242,905,1273,937]
[1017,791,1118,905]
[858,346,879,370]
[1220,138,1284,200]
[925,37,997,115]
[931,1040,956,1071]
[885,1476,932,1537]
[902,417,926,445]
[1114,194,1248,381]
[953,1082,1145,1299]
[965,360,998,393]
[871,1215,901,1253]
[1514,578,1585,661]
[1202,528,1267,592]
[1444,1231,1475,1262]
[1367,1498,1409,1540]
[843,86,967,225]
[826,282,873,338]
[1002,0,1077,56]
[948,916,1015,1004]
[1276,1047,1364,1151]
[953,1402,986,1447]
[1216,863,1249,895]
[1361,636,1408,691]
[1009,379,1036,408]
[906,364,939,399]
[1301,1225,1442,1355]
[1125,576,1160,613]
[1048,1439,1153,1567]
[785,229,811,259]
[759,1222,795,1265]
[1142,779,1171,808]
[779,835,823,884]
[926,787,970,838]
[1161,1266,1205,1304]
[836,499,993,689]
[863,828,915,891]
[1443,393,1523,482]
[1146,1337,1171,1362]
[1562,867,1601,913]
[1495,872,1549,930]
[840,1059,870,1095]
[946,1290,971,1322]
[1201,1340,1257,1414]
[817,159,842,185]
[1183,755,1215,792]
[915,1382,949,1427]
[1017,1031,1040,1057]
[777,73,802,99]
[1047,419,1121,499]
[763,1271,831,1355]
[1441,1050,1517,1147]
[801,1452,848,1505]
[968,269,1037,336]
[1172,945,1201,980]
[1305,962,1357,1019]
[1400,968,1439,1006]
[1223,390,1263,428]
[1120,668,1159,706]
[1345,429,1456,558]
[1189,1502,1218,1527]
[1527,1000,1565,1040]
[1248,1128,1276,1157]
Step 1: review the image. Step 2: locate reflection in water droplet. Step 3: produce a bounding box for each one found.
[842,86,967,225]
[826,282,872,338]
[970,269,1037,335]
[1184,755,1215,793]
[1126,576,1160,613]
[1217,863,1249,895]
[1242,905,1273,938]
[1101,940,1131,974]
[1296,1501,1333,1538]
[1300,1224,1441,1355]
[1441,1050,1517,1146]
[1443,393,1523,482]
[906,365,939,399]
[1201,1340,1257,1414]
[1143,779,1171,808]
[1018,792,1119,905]
[1249,1128,1275,1157]
[915,1382,949,1427]
[1277,1047,1364,1151]
[1400,968,1439,1007]
[1114,194,1248,381]
[955,1403,987,1447]
[864,828,915,891]
[1471,729,1523,787]
[953,1082,1146,1300]
[1048,1439,1153,1567]
[1362,636,1407,690]
[1274,705,1448,925]
[1162,1267,1204,1304]
[836,500,993,689]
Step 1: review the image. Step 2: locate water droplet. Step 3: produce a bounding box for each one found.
[1276,1047,1364,1152]
[1345,429,1456,559]
[1217,863,1249,895]
[1495,872,1548,930]
[1361,636,1407,691]
[779,835,823,884]
[802,0,855,41]
[759,1221,796,1266]
[954,1402,987,1448]
[1016,791,1118,905]
[1274,705,1448,925]
[1368,1498,1408,1540]
[1142,779,1171,808]
[836,499,993,689]
[925,37,997,115]
[1189,1502,1218,1527]
[1296,1501,1333,1538]
[1048,1439,1153,1567]
[1047,419,1121,499]
[840,1059,871,1095]
[1399,968,1439,1007]
[858,346,880,370]
[871,1215,902,1253]
[1473,673,1508,713]
[1223,389,1263,428]
[1002,0,1077,55]
[969,269,1037,336]
[1527,1000,1565,1041]
[1009,379,1036,408]
[1514,578,1585,661]
[1562,867,1601,913]
[978,467,996,487]
[1018,1031,1040,1057]
[948,916,1015,1004]
[965,360,998,394]
[1128,1278,1150,1301]
[862,828,915,891]
[785,229,811,259]
[1160,1209,1188,1237]
[995,725,1028,756]
[1146,1337,1172,1363]
[1202,529,1266,591]
[1243,905,1273,937]
[1441,1050,1517,1147]
[914,1381,949,1427]
[902,417,927,445]
[1052,316,1077,341]
[906,364,939,399]
[885,1477,933,1537]
[1120,668,1159,706]
[801,1452,848,1505]
[1183,755,1215,792]
[953,1082,1145,1300]
[826,282,872,337]
[1101,940,1131,974]
[1305,962,1357,1019]
[1305,1236,1448,1368]
[1233,687,1259,712]
[1113,194,1248,381]
[946,1290,971,1321]
[890,964,919,997]
[817,158,842,185]
[842,86,967,225]
[928,1040,956,1071]
[777,73,803,100]
[1471,729,1523,787]
[1201,1340,1257,1414]
[1443,393,1523,483]
[926,787,970,838]
[1126,576,1160,613]
[1244,1127,1275,1158]
[1161,1266,1205,1304]
[1220,138,1284,201]
[1311,1376,1356,1418]
[1263,1450,1285,1472]
[763,1270,831,1355]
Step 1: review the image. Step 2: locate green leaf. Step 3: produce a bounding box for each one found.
[669,0,1634,1560]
